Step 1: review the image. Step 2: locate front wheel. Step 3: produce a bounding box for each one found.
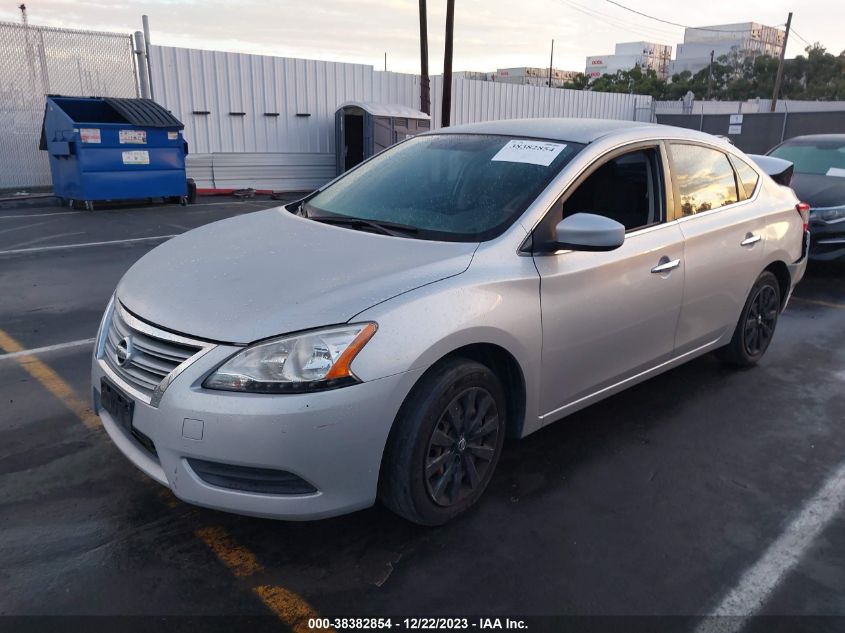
[716,271,781,367]
[379,358,506,525]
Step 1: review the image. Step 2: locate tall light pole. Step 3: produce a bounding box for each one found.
[419,0,430,115]
[441,0,455,127]
[548,39,554,87]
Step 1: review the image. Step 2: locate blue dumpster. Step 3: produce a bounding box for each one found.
[40,96,189,208]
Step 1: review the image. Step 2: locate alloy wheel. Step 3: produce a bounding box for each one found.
[743,284,779,356]
[424,387,500,507]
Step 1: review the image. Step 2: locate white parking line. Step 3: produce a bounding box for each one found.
[0,337,95,362]
[0,211,82,219]
[0,234,177,256]
[695,460,845,633]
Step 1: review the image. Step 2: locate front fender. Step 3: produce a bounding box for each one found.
[350,257,544,436]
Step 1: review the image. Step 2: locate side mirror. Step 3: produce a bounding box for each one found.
[554,213,625,252]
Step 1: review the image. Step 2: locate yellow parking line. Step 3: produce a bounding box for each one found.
[196,526,331,632]
[254,585,329,633]
[1,327,328,629]
[792,297,845,310]
[0,328,100,431]
[195,526,264,578]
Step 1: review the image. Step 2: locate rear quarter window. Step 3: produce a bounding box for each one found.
[731,156,760,198]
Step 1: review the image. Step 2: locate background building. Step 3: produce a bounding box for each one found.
[454,71,496,82]
[496,66,581,88]
[585,42,673,80]
[669,23,785,76]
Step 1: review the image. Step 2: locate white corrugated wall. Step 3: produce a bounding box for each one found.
[429,76,650,128]
[151,45,653,191]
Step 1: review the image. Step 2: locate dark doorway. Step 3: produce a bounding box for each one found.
[344,114,364,171]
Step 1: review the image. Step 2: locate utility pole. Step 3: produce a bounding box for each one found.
[706,49,714,99]
[133,32,151,98]
[418,0,430,114]
[441,0,455,127]
[384,52,387,71]
[142,15,154,99]
[548,39,554,87]
[771,12,792,112]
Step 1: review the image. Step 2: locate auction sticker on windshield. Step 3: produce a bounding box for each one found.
[491,140,567,166]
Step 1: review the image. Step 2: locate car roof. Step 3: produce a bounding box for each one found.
[424,117,721,145]
[777,134,845,144]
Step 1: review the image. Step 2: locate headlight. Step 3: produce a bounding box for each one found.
[203,323,377,393]
[94,294,115,359]
[816,205,845,223]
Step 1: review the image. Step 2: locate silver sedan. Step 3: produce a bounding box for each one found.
[92,118,809,525]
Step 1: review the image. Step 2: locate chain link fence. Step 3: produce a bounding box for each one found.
[0,20,137,192]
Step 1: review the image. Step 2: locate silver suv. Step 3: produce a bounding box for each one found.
[92,119,808,525]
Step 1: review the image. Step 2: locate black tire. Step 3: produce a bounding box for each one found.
[187,178,197,204]
[716,271,781,367]
[379,358,507,526]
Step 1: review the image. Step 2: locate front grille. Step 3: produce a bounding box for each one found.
[102,302,205,403]
[130,426,158,457]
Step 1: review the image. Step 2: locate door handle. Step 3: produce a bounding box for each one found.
[741,233,762,246]
[651,258,680,274]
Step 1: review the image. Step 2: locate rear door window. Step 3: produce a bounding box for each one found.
[669,144,739,217]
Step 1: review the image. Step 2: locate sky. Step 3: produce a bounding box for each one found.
[1,0,841,74]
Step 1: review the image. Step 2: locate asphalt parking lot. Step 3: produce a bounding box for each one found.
[1,197,843,632]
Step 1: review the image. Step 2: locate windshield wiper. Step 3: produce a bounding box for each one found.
[308,215,419,238]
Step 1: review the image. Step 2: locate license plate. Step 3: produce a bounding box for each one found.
[101,378,134,433]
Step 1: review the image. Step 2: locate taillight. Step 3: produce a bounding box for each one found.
[796,202,810,232]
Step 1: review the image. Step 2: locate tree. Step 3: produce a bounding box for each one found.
[564,44,844,101]
[562,73,590,90]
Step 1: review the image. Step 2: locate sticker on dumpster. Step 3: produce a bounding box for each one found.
[80,128,101,144]
[119,130,147,144]
[167,131,178,140]
[122,150,150,165]
[491,140,567,167]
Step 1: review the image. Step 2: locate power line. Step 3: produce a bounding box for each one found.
[558,0,679,42]
[604,0,688,29]
[603,0,770,33]
[563,0,680,38]
[789,27,812,48]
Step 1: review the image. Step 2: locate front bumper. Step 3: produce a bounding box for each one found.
[783,231,810,309]
[808,216,845,261]
[92,344,423,520]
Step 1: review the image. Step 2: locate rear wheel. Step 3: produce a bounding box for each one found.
[379,358,506,525]
[717,271,781,367]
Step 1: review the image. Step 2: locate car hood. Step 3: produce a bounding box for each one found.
[790,173,845,209]
[117,207,477,343]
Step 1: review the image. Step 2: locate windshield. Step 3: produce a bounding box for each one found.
[306,134,583,241]
[769,138,845,176]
